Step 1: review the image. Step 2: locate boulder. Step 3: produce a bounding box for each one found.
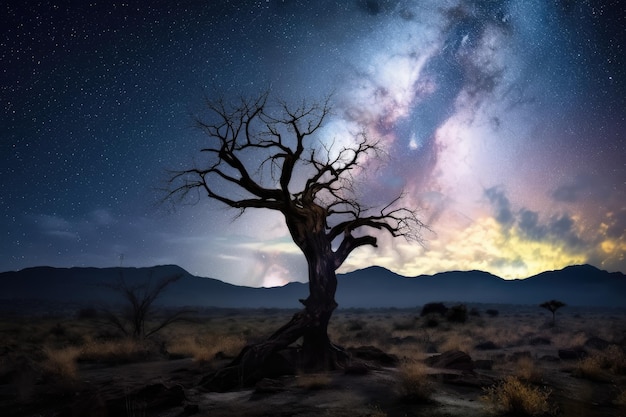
[558,348,588,360]
[425,350,474,372]
[347,346,399,367]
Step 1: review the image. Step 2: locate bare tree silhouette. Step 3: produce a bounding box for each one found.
[104,272,190,339]
[166,92,426,389]
[539,299,566,326]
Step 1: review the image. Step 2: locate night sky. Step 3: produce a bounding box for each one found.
[2,0,625,287]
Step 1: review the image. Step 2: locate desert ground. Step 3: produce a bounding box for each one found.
[1,303,625,416]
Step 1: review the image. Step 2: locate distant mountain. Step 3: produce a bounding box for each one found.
[0,264,624,313]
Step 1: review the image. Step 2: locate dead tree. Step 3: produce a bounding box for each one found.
[166,92,426,389]
[103,272,190,339]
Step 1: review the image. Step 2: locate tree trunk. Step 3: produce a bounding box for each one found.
[200,246,346,391]
[299,251,339,369]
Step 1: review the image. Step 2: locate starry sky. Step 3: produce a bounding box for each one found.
[2,0,625,287]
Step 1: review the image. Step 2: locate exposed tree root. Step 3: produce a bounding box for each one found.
[200,307,349,392]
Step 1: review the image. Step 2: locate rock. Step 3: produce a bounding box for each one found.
[344,362,369,375]
[529,337,551,346]
[584,337,610,351]
[474,341,499,350]
[255,378,286,394]
[389,336,419,345]
[508,351,531,362]
[347,346,399,367]
[425,350,474,372]
[539,355,560,362]
[474,359,493,370]
[558,348,588,360]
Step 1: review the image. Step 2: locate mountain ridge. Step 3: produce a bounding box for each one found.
[0,264,624,312]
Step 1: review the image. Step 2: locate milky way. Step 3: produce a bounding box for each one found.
[2,0,624,286]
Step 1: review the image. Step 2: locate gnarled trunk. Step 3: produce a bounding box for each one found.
[200,222,346,391]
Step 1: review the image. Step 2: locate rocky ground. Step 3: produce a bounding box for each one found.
[1,305,625,416]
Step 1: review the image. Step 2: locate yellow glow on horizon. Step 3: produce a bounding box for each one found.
[338,216,587,280]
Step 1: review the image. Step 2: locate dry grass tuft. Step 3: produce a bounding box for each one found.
[78,338,149,364]
[515,356,543,384]
[167,334,246,362]
[438,333,473,353]
[482,376,555,416]
[574,345,626,381]
[397,361,433,403]
[42,346,80,380]
[296,372,333,390]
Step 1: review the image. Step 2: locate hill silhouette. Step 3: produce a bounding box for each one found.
[0,264,624,313]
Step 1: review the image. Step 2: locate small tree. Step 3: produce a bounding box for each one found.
[539,300,566,326]
[104,272,190,339]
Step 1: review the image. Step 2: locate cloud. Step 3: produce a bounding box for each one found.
[484,186,514,227]
[551,174,611,204]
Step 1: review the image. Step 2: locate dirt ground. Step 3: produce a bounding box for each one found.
[1,305,625,416]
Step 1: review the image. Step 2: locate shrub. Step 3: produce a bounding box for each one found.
[397,361,433,403]
[574,345,626,381]
[42,346,80,380]
[515,357,543,384]
[393,317,418,331]
[486,309,499,317]
[420,302,448,317]
[167,334,246,362]
[423,315,439,328]
[482,376,555,416]
[446,304,468,323]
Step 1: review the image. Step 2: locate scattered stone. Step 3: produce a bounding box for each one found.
[389,335,419,345]
[508,351,531,362]
[474,341,499,350]
[344,362,369,375]
[529,337,552,346]
[539,355,560,362]
[254,378,286,394]
[425,350,474,372]
[558,348,588,360]
[347,346,399,367]
[474,359,493,370]
[584,337,610,351]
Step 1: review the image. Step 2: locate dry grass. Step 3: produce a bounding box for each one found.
[437,332,474,353]
[296,372,333,390]
[78,337,149,364]
[41,346,81,380]
[397,361,433,403]
[575,344,626,381]
[482,376,555,416]
[515,357,543,384]
[166,334,246,362]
